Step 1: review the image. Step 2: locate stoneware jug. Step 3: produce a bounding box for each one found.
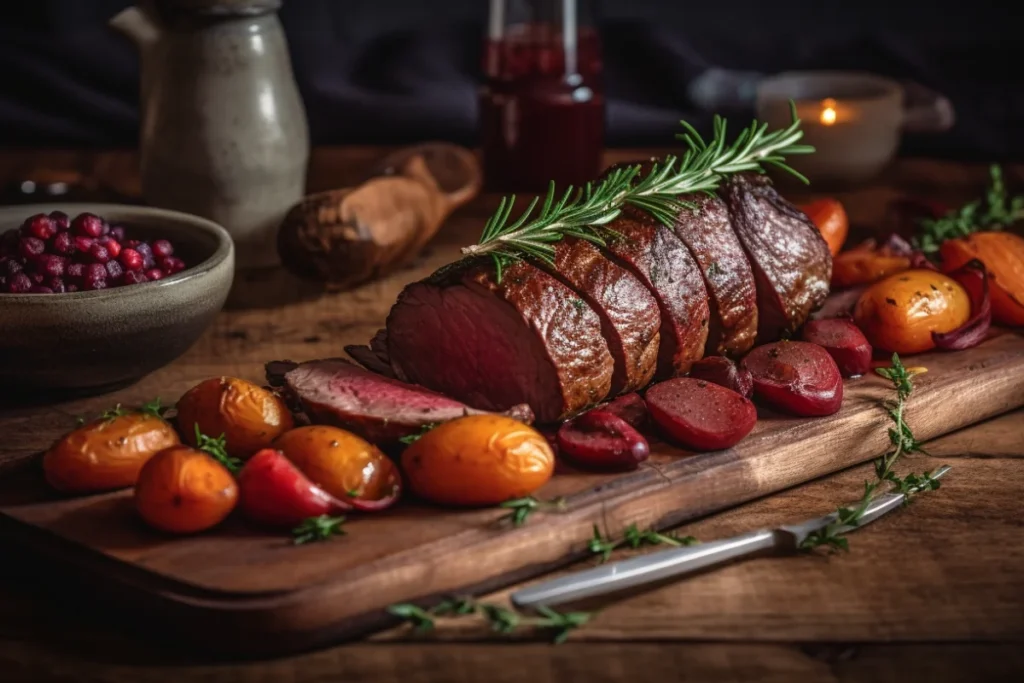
[111,0,310,269]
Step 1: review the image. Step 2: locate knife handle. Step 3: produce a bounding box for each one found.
[510,528,778,609]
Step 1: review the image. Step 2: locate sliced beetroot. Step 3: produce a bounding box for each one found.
[600,392,649,430]
[556,409,649,471]
[800,319,873,378]
[687,356,753,398]
[741,341,844,417]
[644,378,757,451]
[933,259,991,351]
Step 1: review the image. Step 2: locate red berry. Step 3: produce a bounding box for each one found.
[110,226,126,242]
[66,262,86,280]
[145,268,165,281]
[72,213,105,238]
[19,237,45,260]
[23,214,57,240]
[4,259,22,276]
[50,231,74,255]
[100,237,122,259]
[124,239,142,248]
[36,254,66,278]
[29,285,53,294]
[47,277,66,293]
[83,277,108,291]
[29,272,44,284]
[89,243,111,264]
[119,248,144,271]
[49,211,70,232]
[135,242,155,268]
[86,263,107,282]
[152,239,174,259]
[105,260,124,281]
[74,236,95,254]
[122,270,149,286]
[7,272,32,293]
[159,256,186,274]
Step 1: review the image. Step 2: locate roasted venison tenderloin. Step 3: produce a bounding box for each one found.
[385,258,615,423]
[268,358,534,443]
[723,173,832,341]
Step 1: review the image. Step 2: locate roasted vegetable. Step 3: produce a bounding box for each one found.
[939,231,1024,326]
[556,409,649,471]
[645,378,757,451]
[134,445,238,534]
[741,341,844,417]
[800,319,873,377]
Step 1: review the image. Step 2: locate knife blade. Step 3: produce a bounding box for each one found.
[511,465,950,609]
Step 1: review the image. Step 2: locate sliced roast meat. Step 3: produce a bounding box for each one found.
[268,358,534,443]
[671,192,759,356]
[601,207,710,377]
[385,258,614,423]
[542,236,660,395]
[722,173,832,341]
[345,328,398,378]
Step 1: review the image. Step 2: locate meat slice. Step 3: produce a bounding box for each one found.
[267,359,534,443]
[345,329,397,378]
[542,236,660,395]
[601,208,710,376]
[385,258,615,423]
[671,193,759,356]
[723,173,832,340]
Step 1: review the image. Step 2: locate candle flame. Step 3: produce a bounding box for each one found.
[820,98,838,126]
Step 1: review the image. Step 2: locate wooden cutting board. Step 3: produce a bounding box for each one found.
[2,327,1023,656]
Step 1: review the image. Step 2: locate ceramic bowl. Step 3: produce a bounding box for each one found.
[0,204,234,397]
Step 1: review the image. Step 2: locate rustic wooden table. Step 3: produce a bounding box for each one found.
[1,151,1022,683]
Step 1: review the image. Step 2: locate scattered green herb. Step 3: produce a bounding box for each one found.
[588,523,698,563]
[497,496,568,527]
[291,514,346,545]
[192,424,242,473]
[140,397,167,419]
[398,422,441,445]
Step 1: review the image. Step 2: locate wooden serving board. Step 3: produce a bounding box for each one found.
[1,328,1023,656]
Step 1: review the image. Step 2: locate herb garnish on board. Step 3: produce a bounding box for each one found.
[388,598,591,645]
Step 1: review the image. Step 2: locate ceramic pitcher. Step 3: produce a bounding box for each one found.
[111,0,309,269]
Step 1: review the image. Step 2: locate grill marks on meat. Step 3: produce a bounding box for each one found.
[385,259,614,423]
[542,236,660,395]
[723,173,832,341]
[601,208,710,377]
[271,358,534,443]
[671,193,759,356]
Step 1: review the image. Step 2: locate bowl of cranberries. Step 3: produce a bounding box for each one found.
[1,204,234,396]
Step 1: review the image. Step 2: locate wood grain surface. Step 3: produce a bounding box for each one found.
[1,151,1023,682]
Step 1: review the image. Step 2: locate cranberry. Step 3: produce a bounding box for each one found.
[47,277,66,293]
[83,277,108,291]
[85,263,107,282]
[72,213,105,238]
[4,259,22,276]
[122,270,149,286]
[66,284,79,292]
[105,259,124,280]
[36,254,66,278]
[124,239,142,248]
[29,272,44,284]
[135,242,155,268]
[159,256,186,274]
[66,262,86,280]
[119,248,144,271]
[23,214,57,240]
[29,285,53,294]
[50,231,75,255]
[151,239,174,259]
[49,211,70,232]
[74,236,95,254]
[19,237,45,260]
[110,226,126,242]
[7,272,31,293]
[145,268,165,281]
[99,236,122,259]
[89,243,111,264]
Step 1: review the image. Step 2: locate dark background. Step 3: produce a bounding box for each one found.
[2,0,1022,160]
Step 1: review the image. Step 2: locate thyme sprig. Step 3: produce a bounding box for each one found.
[291,515,347,545]
[192,424,242,473]
[398,422,440,445]
[464,105,812,280]
[497,496,568,527]
[588,523,699,563]
[388,598,591,645]
[915,164,1024,254]
[801,354,946,552]
[76,397,168,426]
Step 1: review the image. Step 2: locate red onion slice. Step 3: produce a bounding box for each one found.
[933,259,992,350]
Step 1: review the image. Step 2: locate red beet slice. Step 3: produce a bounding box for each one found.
[741,341,844,416]
[687,356,753,398]
[556,409,650,471]
[933,259,991,351]
[600,392,649,430]
[238,449,349,527]
[644,378,757,451]
[801,319,873,378]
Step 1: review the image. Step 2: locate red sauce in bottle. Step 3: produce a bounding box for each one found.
[480,24,604,192]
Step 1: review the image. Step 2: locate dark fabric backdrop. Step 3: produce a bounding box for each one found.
[1,0,1022,160]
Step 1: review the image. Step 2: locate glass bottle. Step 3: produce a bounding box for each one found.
[480,0,604,191]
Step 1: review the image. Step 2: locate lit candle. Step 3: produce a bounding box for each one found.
[819,98,838,126]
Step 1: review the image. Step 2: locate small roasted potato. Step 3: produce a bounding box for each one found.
[176,377,294,460]
[43,412,181,493]
[274,426,401,510]
[135,445,239,534]
[854,269,971,354]
[401,415,554,507]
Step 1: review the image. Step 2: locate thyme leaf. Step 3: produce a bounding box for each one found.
[497,496,567,527]
[291,514,346,545]
[192,424,242,473]
[388,597,591,644]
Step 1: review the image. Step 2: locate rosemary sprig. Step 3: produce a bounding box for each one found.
[497,496,568,527]
[463,105,813,280]
[801,354,946,552]
[388,598,591,645]
[915,164,1024,254]
[291,514,347,545]
[192,424,242,473]
[588,523,698,563]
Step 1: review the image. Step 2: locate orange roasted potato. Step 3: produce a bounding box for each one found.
[43,412,180,493]
[274,426,400,508]
[799,197,849,256]
[176,377,294,460]
[401,415,555,507]
[831,241,912,289]
[854,269,971,354]
[940,231,1024,326]
[134,445,238,534]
